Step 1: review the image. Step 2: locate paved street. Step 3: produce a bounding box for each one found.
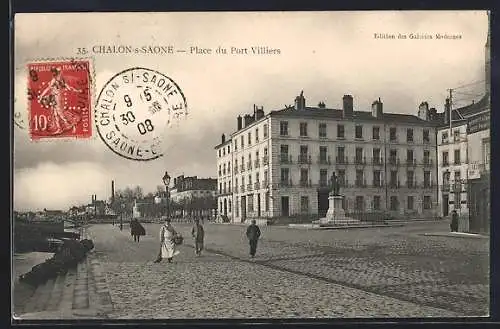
[83,221,489,319]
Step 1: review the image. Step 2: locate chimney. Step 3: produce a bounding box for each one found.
[294,91,306,110]
[342,95,353,118]
[221,133,226,144]
[237,115,242,130]
[255,106,265,120]
[418,101,429,121]
[111,180,115,205]
[371,98,383,118]
[318,101,326,109]
[429,108,437,121]
[244,114,254,127]
[444,98,450,124]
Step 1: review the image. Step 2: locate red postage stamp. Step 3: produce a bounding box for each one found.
[27,59,92,140]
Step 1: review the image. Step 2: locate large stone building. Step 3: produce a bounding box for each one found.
[169,175,217,218]
[216,94,442,223]
[436,18,490,232]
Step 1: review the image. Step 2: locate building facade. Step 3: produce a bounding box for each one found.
[216,94,441,223]
[169,175,217,218]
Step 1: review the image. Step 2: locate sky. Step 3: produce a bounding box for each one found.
[13,11,489,211]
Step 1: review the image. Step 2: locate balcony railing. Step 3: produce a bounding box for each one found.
[354,180,367,188]
[318,156,331,165]
[279,180,293,187]
[354,157,367,165]
[299,179,312,187]
[372,157,383,165]
[336,156,348,164]
[280,155,293,164]
[263,155,269,165]
[389,158,400,166]
[298,155,312,164]
[423,159,433,167]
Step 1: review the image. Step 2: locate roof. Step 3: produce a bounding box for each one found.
[454,93,490,118]
[269,106,440,126]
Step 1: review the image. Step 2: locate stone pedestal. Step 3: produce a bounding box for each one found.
[316,195,361,226]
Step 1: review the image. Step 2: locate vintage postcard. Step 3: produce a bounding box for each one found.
[12,11,490,320]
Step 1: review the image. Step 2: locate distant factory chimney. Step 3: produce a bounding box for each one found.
[111,180,115,205]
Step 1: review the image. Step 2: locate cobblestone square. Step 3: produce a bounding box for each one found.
[82,221,488,319]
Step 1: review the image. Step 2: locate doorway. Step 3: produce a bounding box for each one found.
[257,194,261,217]
[241,196,247,222]
[223,199,227,216]
[317,188,329,217]
[442,194,449,217]
[281,196,289,216]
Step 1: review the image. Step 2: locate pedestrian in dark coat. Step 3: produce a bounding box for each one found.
[191,218,205,256]
[246,219,261,258]
[450,210,459,232]
[130,218,146,242]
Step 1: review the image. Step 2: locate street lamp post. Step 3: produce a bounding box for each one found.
[162,171,171,219]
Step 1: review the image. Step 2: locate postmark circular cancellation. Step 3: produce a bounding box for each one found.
[95,67,187,161]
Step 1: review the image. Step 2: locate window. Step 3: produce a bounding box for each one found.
[223,148,226,156]
[389,149,397,165]
[372,126,380,140]
[355,196,364,210]
[263,170,268,185]
[320,169,328,186]
[241,135,244,148]
[373,196,381,210]
[423,129,430,143]
[301,196,309,213]
[442,131,449,143]
[236,199,239,217]
[442,151,449,166]
[390,127,397,141]
[219,183,222,194]
[407,149,414,164]
[373,170,381,187]
[218,149,221,157]
[373,148,381,164]
[338,170,346,186]
[407,128,414,142]
[248,194,254,212]
[355,147,363,163]
[355,125,363,139]
[356,170,364,187]
[319,123,327,138]
[248,174,252,187]
[223,163,226,175]
[454,130,460,142]
[390,196,398,210]
[229,200,232,212]
[228,145,230,154]
[454,149,461,165]
[390,170,398,187]
[241,156,245,171]
[300,145,309,163]
[423,196,432,210]
[280,168,290,185]
[300,168,309,186]
[218,164,222,176]
[248,132,252,145]
[407,196,414,210]
[265,192,269,211]
[319,146,328,163]
[424,171,431,188]
[256,172,260,183]
[234,140,238,151]
[337,125,345,138]
[407,171,414,188]
[255,128,259,143]
[300,122,308,137]
[280,121,289,136]
[337,146,345,163]
[483,138,490,167]
[280,145,289,163]
[424,150,430,165]
[263,124,268,138]
[229,180,231,193]
[223,182,227,193]
[454,170,461,182]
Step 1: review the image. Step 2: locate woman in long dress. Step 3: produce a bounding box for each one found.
[154,218,179,263]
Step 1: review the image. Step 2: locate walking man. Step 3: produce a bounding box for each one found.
[191,218,205,256]
[450,210,459,232]
[246,219,261,258]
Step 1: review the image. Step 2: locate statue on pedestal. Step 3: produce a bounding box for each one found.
[329,172,341,196]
